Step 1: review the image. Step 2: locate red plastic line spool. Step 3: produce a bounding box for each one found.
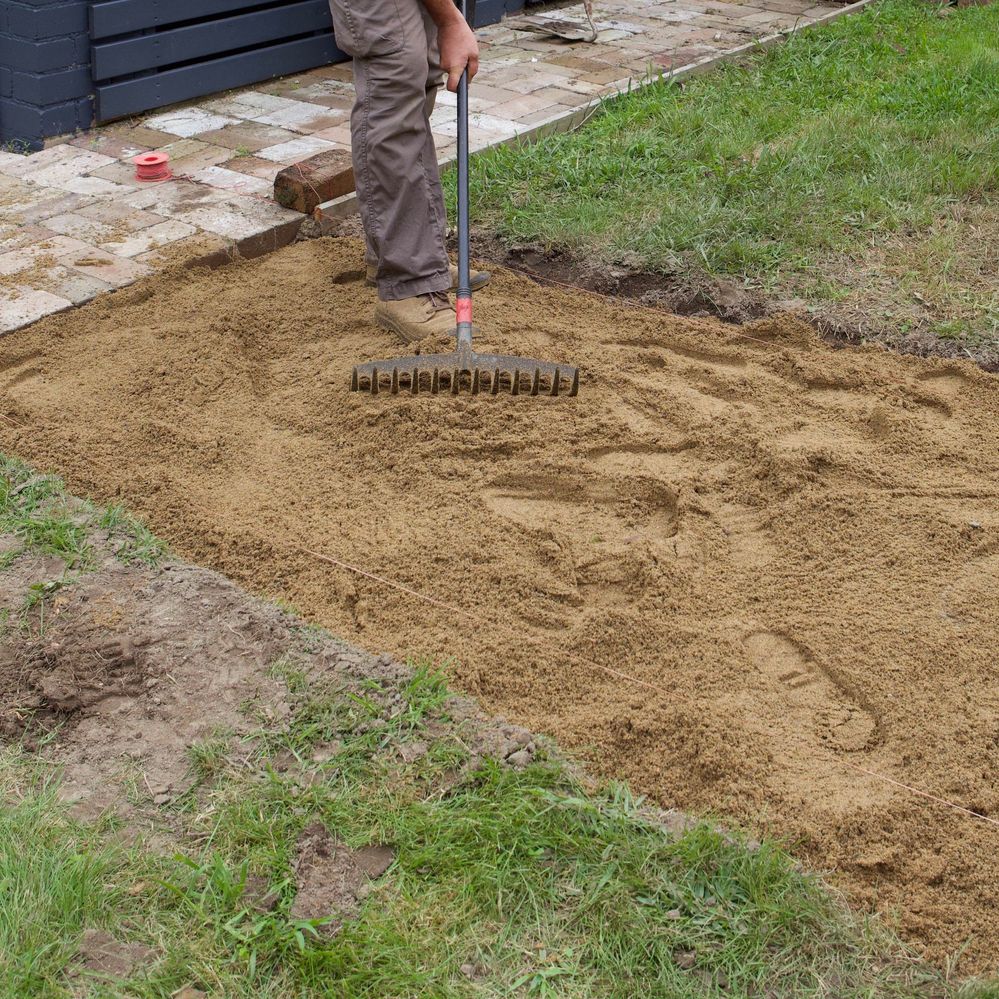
[133,152,171,182]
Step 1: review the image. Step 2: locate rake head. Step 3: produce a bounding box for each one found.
[350,342,579,397]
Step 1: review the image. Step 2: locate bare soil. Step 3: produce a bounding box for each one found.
[290,822,395,935]
[1,237,998,971]
[0,528,540,833]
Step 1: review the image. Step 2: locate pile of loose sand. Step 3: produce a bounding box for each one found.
[1,238,997,970]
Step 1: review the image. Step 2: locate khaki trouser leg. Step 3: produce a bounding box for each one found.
[328,0,449,300]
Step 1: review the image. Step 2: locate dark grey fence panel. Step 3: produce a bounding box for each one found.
[90,0,304,40]
[95,34,343,121]
[91,1,332,81]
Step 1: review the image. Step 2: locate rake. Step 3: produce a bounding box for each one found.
[349,0,579,398]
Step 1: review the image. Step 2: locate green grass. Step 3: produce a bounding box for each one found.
[0,455,165,572]
[459,0,999,286]
[0,462,91,569]
[0,455,166,636]
[0,660,969,998]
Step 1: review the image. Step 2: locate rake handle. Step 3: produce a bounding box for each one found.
[455,0,473,348]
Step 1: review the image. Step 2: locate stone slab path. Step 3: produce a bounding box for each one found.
[0,0,848,334]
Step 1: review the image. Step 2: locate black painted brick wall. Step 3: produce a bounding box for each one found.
[0,0,93,151]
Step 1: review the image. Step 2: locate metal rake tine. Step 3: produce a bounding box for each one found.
[349,348,578,399]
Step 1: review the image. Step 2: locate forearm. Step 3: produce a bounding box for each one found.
[419,0,464,29]
[420,0,479,90]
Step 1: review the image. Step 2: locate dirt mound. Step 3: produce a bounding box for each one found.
[290,823,394,935]
[1,237,998,970]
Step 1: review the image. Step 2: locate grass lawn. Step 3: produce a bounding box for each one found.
[460,0,999,354]
[0,454,986,997]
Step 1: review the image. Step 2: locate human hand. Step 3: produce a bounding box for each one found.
[438,18,479,92]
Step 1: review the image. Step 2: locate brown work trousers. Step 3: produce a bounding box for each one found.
[327,0,451,301]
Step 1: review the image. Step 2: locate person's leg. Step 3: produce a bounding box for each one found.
[421,5,448,259]
[363,62,443,274]
[329,0,450,301]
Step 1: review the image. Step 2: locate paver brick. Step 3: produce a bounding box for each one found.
[224,156,286,182]
[57,247,153,288]
[256,137,339,163]
[488,93,564,119]
[163,144,234,175]
[96,124,181,151]
[0,234,91,275]
[88,161,153,188]
[60,175,136,197]
[171,205,275,241]
[250,103,348,133]
[35,265,114,306]
[202,92,300,116]
[0,286,72,333]
[188,166,273,197]
[516,104,576,126]
[67,133,152,160]
[311,124,354,147]
[143,108,240,138]
[197,122,301,153]
[1,143,78,176]
[8,191,96,224]
[43,212,114,243]
[121,177,226,212]
[99,219,198,258]
[30,151,117,188]
[0,224,53,254]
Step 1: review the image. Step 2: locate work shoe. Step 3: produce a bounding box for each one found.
[374,291,456,344]
[366,263,491,292]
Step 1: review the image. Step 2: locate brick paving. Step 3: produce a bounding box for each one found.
[0,0,848,334]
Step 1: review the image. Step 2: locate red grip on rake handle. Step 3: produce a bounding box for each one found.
[456,297,472,324]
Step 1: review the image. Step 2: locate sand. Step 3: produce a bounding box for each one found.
[1,237,998,971]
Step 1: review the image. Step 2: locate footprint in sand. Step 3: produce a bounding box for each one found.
[0,348,44,392]
[734,629,890,813]
[482,471,678,609]
[714,503,777,568]
[916,367,973,400]
[937,550,999,636]
[586,443,704,482]
[743,631,876,753]
[666,344,748,371]
[908,367,974,424]
[482,471,679,541]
